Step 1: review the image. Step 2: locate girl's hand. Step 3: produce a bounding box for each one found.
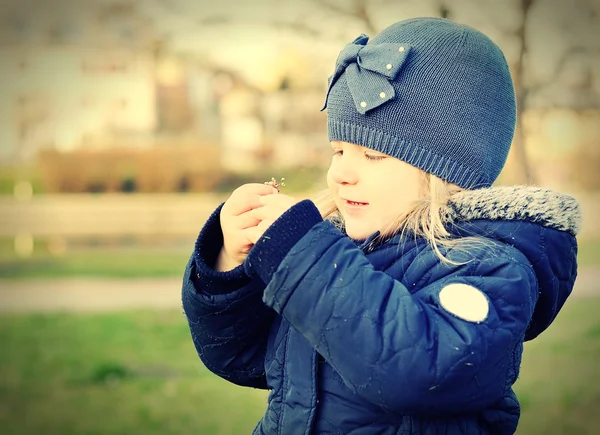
[244,193,299,244]
[216,183,278,272]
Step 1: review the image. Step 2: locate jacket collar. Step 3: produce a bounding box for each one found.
[445,186,581,236]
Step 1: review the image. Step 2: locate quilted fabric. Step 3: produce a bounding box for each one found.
[182,187,579,434]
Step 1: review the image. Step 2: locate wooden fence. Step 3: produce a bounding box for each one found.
[0,194,226,239]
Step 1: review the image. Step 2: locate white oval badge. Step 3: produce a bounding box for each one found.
[439,283,489,323]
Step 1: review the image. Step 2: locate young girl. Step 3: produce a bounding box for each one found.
[182,17,581,434]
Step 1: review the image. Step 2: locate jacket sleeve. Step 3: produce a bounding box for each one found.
[182,204,275,389]
[244,201,539,414]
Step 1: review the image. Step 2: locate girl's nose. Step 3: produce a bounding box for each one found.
[329,155,359,185]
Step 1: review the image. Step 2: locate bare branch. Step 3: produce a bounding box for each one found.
[525,46,600,99]
[514,0,535,107]
[197,15,230,26]
[310,0,378,34]
[312,0,354,18]
[353,0,378,35]
[434,0,451,19]
[270,19,325,39]
[153,0,181,14]
[512,0,536,184]
[193,14,327,39]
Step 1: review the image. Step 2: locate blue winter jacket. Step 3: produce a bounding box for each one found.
[182,186,581,434]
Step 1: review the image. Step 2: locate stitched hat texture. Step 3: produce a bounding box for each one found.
[322,17,517,189]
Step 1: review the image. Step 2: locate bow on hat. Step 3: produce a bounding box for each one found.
[321,34,412,115]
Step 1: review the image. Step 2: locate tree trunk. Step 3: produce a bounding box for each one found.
[510,0,536,185]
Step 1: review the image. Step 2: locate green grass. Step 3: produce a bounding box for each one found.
[0,310,268,435]
[514,298,600,434]
[1,299,599,434]
[0,236,193,279]
[0,247,192,279]
[0,165,43,195]
[577,238,600,268]
[1,237,598,280]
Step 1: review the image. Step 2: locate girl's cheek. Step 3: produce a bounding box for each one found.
[326,165,337,190]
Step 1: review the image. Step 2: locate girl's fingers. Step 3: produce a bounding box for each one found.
[236,193,297,243]
[251,204,287,222]
[259,193,297,207]
[249,194,298,221]
[226,184,279,216]
[243,226,262,244]
[233,211,261,230]
[243,220,272,244]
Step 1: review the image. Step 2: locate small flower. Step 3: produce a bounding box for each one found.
[264,177,285,192]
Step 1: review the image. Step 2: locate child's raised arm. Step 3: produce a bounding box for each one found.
[182,186,277,389]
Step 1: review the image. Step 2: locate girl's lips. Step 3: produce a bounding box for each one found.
[342,198,369,206]
[342,198,369,215]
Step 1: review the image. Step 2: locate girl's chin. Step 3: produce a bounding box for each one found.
[340,211,382,241]
[344,225,376,241]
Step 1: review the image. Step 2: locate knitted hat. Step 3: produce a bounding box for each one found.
[322,17,516,189]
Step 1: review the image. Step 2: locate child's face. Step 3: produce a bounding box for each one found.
[327,141,422,241]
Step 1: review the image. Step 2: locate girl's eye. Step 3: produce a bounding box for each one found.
[365,153,385,161]
[332,149,343,156]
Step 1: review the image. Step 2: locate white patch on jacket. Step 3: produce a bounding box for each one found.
[439,283,489,322]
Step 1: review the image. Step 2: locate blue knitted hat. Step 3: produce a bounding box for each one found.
[322,17,517,189]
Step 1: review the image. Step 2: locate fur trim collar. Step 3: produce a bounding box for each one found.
[445,186,582,236]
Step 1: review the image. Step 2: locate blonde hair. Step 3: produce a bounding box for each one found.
[312,171,472,264]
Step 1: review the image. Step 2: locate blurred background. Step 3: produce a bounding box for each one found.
[0,0,599,434]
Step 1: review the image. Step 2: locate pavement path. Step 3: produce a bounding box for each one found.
[0,277,185,313]
[1,268,599,313]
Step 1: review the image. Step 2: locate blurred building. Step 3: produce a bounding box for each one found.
[261,82,328,170]
[186,68,329,173]
[0,1,160,163]
[0,46,157,161]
